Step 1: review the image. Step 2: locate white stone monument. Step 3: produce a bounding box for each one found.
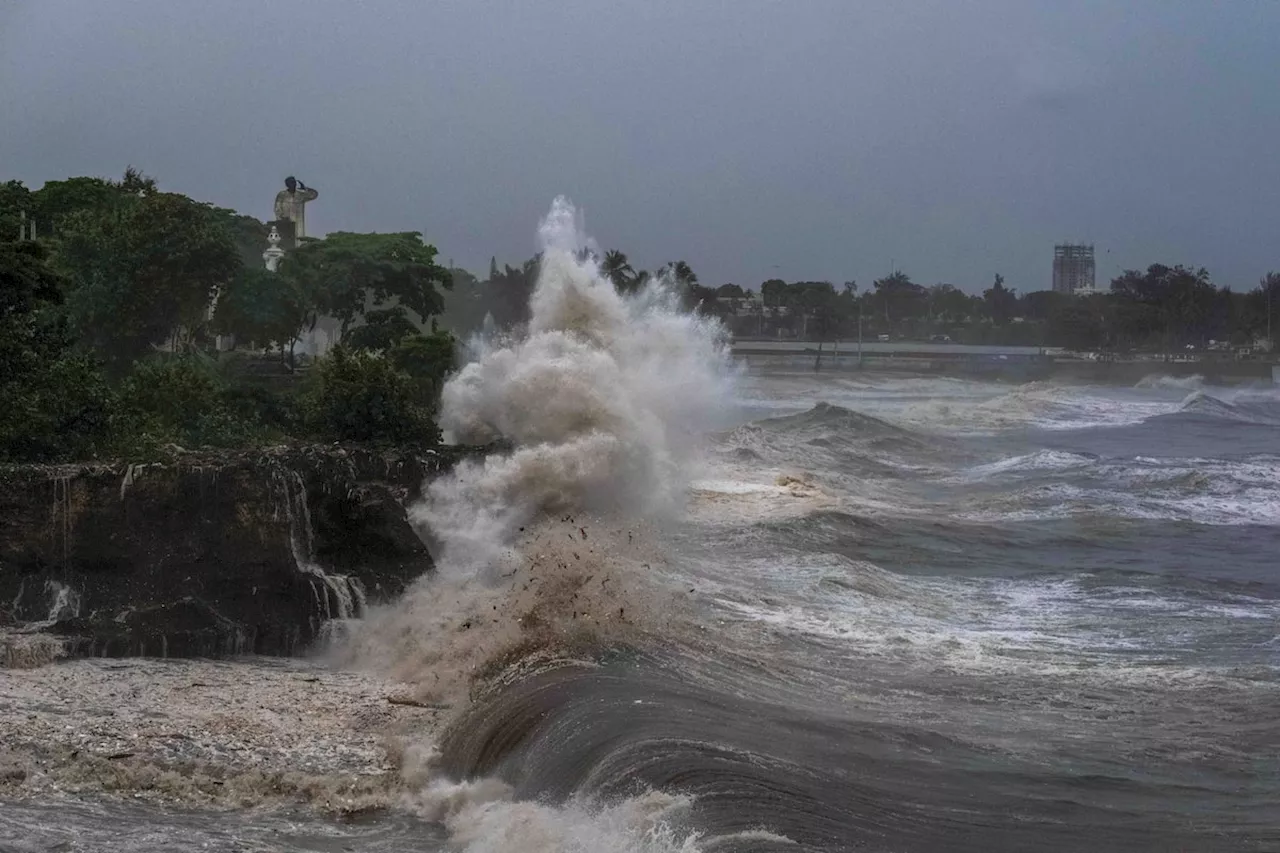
[273,176,318,247]
[263,225,285,271]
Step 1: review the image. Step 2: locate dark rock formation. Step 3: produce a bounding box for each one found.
[0,445,479,658]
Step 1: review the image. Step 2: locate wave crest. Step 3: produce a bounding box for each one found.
[1177,390,1280,425]
[344,196,731,704]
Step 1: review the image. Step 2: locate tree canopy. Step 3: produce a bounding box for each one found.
[983,274,1017,325]
[56,189,241,364]
[276,230,452,335]
[872,272,928,324]
[0,168,461,462]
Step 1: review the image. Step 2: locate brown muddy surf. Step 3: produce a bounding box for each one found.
[0,655,439,812]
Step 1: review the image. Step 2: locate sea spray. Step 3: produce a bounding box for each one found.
[398,742,701,853]
[424,196,733,574]
[331,197,733,850]
[344,196,733,697]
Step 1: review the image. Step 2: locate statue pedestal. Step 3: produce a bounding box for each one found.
[268,219,297,248]
[263,225,286,272]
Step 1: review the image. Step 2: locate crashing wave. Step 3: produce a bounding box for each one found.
[1176,390,1280,425]
[1136,374,1205,391]
[344,195,733,698]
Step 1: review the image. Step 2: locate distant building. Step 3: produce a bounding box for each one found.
[1052,244,1095,295]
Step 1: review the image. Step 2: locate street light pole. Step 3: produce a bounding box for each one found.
[857,308,864,369]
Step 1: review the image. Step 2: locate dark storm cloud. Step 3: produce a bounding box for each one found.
[2,0,1277,293]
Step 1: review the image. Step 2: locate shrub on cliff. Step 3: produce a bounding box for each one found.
[389,328,457,406]
[0,343,115,462]
[344,306,458,411]
[112,355,265,454]
[301,346,440,445]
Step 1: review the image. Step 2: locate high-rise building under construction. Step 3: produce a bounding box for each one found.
[1052,244,1095,294]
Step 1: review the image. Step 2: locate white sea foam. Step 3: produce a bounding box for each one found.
[1135,373,1206,391]
[401,746,703,853]
[348,197,735,694]
[739,374,1185,436]
[706,552,1280,687]
[959,456,1280,525]
[422,196,734,575]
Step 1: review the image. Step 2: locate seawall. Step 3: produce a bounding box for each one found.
[733,343,1275,385]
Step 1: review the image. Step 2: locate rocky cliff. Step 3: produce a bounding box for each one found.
[0,445,476,659]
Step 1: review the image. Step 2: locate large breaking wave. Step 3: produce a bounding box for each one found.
[339,197,737,852]
[425,196,734,574]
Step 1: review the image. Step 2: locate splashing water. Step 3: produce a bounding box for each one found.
[333,197,735,851]
[345,197,734,696]
[398,744,703,853]
[419,195,734,577]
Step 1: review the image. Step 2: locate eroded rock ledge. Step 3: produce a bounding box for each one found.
[0,444,480,659]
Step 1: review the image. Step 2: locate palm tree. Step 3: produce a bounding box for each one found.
[601,249,636,292]
[669,260,698,287]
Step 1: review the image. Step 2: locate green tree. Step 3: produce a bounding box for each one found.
[1047,293,1112,351]
[796,282,839,340]
[656,260,699,291]
[1250,272,1280,347]
[278,231,452,337]
[0,180,32,242]
[30,177,125,232]
[0,240,63,317]
[1110,264,1215,349]
[212,265,307,354]
[389,327,457,404]
[601,249,637,293]
[113,355,257,451]
[56,190,240,365]
[872,271,927,325]
[480,255,540,329]
[301,346,439,444]
[983,273,1017,325]
[760,278,788,307]
[0,240,113,461]
[929,284,971,324]
[345,306,420,352]
[207,205,270,267]
[438,266,491,337]
[1019,290,1065,322]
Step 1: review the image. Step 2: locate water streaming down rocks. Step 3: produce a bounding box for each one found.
[0,445,483,660]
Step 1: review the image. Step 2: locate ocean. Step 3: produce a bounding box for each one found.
[3,201,1277,851]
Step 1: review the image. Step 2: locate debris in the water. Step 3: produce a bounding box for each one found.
[386,695,451,710]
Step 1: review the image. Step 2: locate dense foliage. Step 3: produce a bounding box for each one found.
[300,346,440,444]
[0,170,456,462]
[0,240,114,461]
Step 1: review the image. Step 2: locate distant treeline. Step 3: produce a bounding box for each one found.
[713,268,1279,352]
[441,246,1278,354]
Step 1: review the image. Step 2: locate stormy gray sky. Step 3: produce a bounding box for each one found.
[2,1,1277,294]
